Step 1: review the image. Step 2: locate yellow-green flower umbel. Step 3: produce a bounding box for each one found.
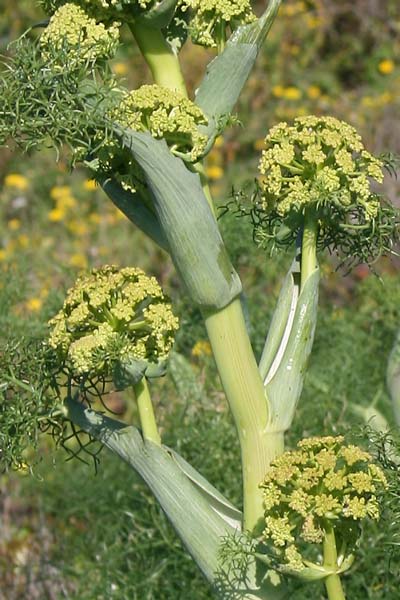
[48,266,179,384]
[114,84,208,161]
[180,0,256,49]
[40,4,120,64]
[251,115,398,265]
[40,0,155,21]
[259,116,383,222]
[259,436,387,580]
[97,84,208,192]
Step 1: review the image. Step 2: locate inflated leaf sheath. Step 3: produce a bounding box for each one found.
[119,129,242,309]
[265,268,319,432]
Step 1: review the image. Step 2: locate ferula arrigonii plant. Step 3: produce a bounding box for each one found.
[1,0,399,599]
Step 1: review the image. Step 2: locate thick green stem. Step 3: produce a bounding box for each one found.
[134,378,161,445]
[204,298,283,532]
[130,22,279,532]
[301,208,318,291]
[130,24,187,96]
[323,526,346,600]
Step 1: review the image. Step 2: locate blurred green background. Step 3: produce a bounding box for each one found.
[1,1,400,598]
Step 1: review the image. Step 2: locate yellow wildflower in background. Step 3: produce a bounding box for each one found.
[307,85,321,99]
[56,195,77,210]
[17,234,29,248]
[89,213,102,225]
[83,179,97,191]
[272,85,285,98]
[67,220,89,236]
[113,62,129,76]
[8,218,21,231]
[48,208,66,222]
[50,185,71,200]
[4,174,29,191]
[26,297,43,312]
[284,87,302,101]
[378,59,395,75]
[206,165,224,180]
[69,253,88,269]
[191,340,212,358]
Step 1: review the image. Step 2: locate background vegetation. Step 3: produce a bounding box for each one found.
[1,1,399,598]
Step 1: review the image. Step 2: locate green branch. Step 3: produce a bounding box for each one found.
[134,377,161,445]
[204,298,283,533]
[323,526,347,600]
[130,24,187,96]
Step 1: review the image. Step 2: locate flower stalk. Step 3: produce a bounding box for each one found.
[129,23,187,96]
[323,526,347,600]
[134,378,161,445]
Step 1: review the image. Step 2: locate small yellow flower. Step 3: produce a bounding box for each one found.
[4,174,29,191]
[113,61,129,76]
[83,179,98,191]
[50,185,72,200]
[8,218,21,231]
[17,234,30,248]
[67,220,89,235]
[206,165,224,180]
[307,85,321,99]
[69,253,88,269]
[56,195,77,210]
[26,297,43,312]
[378,59,395,75]
[306,15,322,29]
[89,212,102,224]
[0,249,7,261]
[214,136,224,149]
[272,85,285,98]
[284,87,302,101]
[48,208,66,222]
[191,340,212,358]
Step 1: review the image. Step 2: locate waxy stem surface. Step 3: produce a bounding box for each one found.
[204,298,284,532]
[130,24,187,96]
[323,526,347,600]
[134,377,161,445]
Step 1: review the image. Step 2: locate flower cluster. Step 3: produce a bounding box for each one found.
[259,116,384,222]
[97,84,208,192]
[40,3,120,64]
[40,0,154,21]
[237,115,400,265]
[180,0,256,48]
[115,84,208,160]
[48,266,179,382]
[260,436,387,576]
